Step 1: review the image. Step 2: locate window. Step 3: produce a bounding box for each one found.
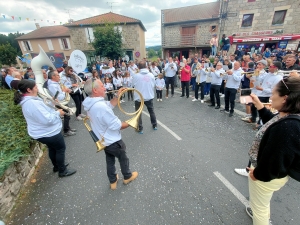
[210,25,217,32]
[46,39,54,51]
[85,27,95,43]
[241,14,254,27]
[272,10,287,25]
[21,41,33,51]
[58,38,71,50]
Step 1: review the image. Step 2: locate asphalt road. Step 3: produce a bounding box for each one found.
[7,89,300,225]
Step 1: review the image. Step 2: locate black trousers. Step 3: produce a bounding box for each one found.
[104,140,132,183]
[127,90,133,100]
[251,96,270,123]
[107,93,114,101]
[181,81,190,97]
[70,91,82,117]
[224,88,238,113]
[37,132,66,173]
[210,84,221,106]
[135,99,157,131]
[156,90,162,99]
[195,81,206,100]
[165,76,175,96]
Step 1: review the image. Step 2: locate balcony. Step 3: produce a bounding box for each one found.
[162,34,211,48]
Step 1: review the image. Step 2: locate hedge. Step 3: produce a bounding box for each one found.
[0,89,33,177]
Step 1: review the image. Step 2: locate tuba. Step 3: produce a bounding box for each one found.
[31,45,71,106]
[83,88,144,152]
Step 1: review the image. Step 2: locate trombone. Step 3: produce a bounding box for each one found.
[83,88,144,152]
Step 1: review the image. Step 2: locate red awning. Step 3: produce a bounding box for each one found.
[233,34,300,43]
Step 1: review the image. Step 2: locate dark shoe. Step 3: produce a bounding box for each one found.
[59,168,77,177]
[138,130,143,134]
[186,96,189,98]
[179,95,184,97]
[220,109,229,113]
[208,104,215,107]
[53,163,69,173]
[123,171,138,185]
[229,113,233,117]
[63,130,76,137]
[171,95,174,97]
[153,126,157,130]
[215,106,220,109]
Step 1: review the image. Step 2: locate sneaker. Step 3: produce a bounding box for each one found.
[166,96,168,99]
[180,95,184,97]
[234,168,248,177]
[64,130,76,137]
[229,113,233,117]
[192,98,198,101]
[186,96,189,98]
[160,99,162,102]
[79,114,86,118]
[123,171,138,185]
[215,106,220,109]
[110,174,119,190]
[76,116,83,121]
[220,94,225,98]
[220,109,229,113]
[157,99,159,101]
[200,100,204,103]
[153,126,157,130]
[138,130,143,134]
[58,168,77,177]
[246,207,253,219]
[69,128,77,132]
[121,100,125,103]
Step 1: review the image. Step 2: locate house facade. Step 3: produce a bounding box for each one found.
[222,0,300,53]
[161,2,221,59]
[64,12,147,62]
[16,24,72,68]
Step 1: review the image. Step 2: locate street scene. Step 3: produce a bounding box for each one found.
[1,0,300,225]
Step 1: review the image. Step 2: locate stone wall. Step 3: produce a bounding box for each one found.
[0,143,43,220]
[223,0,300,36]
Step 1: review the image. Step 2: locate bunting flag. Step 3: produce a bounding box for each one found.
[26,18,29,21]
[19,17,21,20]
[11,16,14,20]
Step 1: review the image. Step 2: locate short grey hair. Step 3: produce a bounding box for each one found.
[48,70,56,79]
[12,70,21,78]
[84,78,99,96]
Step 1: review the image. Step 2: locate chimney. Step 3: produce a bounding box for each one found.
[35,23,40,29]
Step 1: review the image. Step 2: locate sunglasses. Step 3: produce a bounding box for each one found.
[269,65,277,69]
[281,77,290,94]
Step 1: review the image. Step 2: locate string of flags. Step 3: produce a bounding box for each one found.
[1,13,67,25]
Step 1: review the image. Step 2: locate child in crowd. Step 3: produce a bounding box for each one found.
[104,77,114,100]
[123,71,133,101]
[113,69,124,103]
[155,73,165,101]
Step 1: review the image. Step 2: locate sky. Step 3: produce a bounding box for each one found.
[0,0,217,46]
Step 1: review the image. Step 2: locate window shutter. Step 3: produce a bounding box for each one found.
[85,28,91,43]
[58,38,63,49]
[28,41,33,51]
[21,41,27,51]
[46,39,54,50]
[66,38,71,50]
[88,28,94,42]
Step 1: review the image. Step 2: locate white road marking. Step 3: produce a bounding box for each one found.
[141,111,182,140]
[213,171,250,207]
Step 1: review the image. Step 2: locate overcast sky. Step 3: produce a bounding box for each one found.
[0,0,216,46]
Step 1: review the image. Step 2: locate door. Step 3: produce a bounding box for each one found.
[181,26,196,46]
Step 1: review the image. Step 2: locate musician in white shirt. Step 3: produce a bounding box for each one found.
[128,61,138,77]
[102,61,115,78]
[164,57,178,98]
[208,63,225,109]
[150,62,160,78]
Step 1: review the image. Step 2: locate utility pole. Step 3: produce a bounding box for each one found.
[106,2,117,12]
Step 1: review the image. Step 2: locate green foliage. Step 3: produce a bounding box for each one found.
[92,22,123,59]
[0,32,24,56]
[147,49,156,58]
[0,89,33,177]
[0,43,17,66]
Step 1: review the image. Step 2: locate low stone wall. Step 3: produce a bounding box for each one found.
[0,143,43,220]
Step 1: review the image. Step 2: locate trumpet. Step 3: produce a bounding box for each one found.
[38,92,76,116]
[277,70,300,76]
[205,67,212,72]
[83,117,106,152]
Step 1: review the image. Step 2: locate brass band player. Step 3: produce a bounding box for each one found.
[82,79,138,190]
[179,59,191,98]
[164,57,178,98]
[47,70,77,136]
[192,61,208,103]
[207,63,225,109]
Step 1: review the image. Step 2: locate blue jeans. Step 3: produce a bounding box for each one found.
[104,140,132,183]
[204,82,211,95]
[135,99,157,131]
[211,45,217,56]
[190,77,196,91]
[37,132,66,173]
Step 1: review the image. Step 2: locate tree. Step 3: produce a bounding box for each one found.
[157,49,162,58]
[92,22,123,59]
[0,43,17,66]
[148,49,156,58]
[0,32,24,56]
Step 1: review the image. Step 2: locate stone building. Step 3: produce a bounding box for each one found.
[16,24,72,68]
[222,0,300,53]
[161,2,221,59]
[65,12,147,61]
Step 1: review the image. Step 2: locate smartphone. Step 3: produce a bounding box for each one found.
[240,88,252,104]
[240,89,252,96]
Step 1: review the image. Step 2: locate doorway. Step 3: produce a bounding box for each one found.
[181,50,189,60]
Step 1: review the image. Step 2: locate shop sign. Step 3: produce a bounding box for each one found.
[235,29,284,37]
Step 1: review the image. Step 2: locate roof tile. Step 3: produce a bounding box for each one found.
[16,25,69,40]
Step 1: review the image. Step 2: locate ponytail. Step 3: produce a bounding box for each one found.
[14,91,23,105]
[13,79,36,105]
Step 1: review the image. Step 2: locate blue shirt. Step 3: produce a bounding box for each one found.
[5,75,13,89]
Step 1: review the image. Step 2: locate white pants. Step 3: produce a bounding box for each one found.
[248,170,288,225]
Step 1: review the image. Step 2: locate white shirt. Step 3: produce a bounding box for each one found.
[82,97,121,146]
[164,62,177,77]
[132,68,155,101]
[20,96,62,139]
[123,77,133,88]
[128,64,138,76]
[113,76,123,88]
[155,78,165,90]
[150,66,160,77]
[47,79,65,101]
